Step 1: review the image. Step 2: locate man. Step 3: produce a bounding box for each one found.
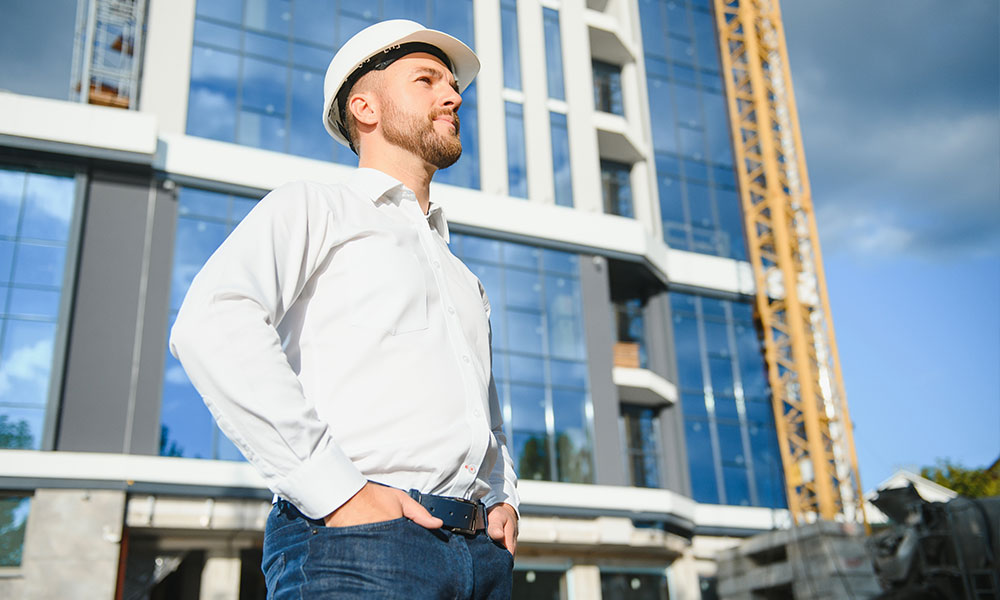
[170,20,519,598]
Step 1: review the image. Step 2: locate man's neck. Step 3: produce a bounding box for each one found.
[358,145,436,214]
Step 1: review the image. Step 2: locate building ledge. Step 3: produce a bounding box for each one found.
[0,91,157,163]
[612,366,678,406]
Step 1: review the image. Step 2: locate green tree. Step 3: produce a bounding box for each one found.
[0,415,34,450]
[0,496,29,567]
[920,458,1000,498]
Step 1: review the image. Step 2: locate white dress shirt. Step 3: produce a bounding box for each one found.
[169,168,519,520]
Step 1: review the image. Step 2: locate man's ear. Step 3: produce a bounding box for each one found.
[349,92,378,128]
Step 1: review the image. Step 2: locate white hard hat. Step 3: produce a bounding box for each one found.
[322,19,480,150]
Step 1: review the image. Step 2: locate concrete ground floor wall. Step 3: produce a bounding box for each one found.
[2,489,735,599]
[0,489,126,600]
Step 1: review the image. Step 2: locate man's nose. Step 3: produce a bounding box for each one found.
[441,85,462,110]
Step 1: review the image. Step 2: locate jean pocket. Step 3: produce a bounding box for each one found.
[317,516,411,534]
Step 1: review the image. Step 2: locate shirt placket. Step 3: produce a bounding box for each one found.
[404,195,491,499]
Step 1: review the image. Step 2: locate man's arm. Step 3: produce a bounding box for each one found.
[170,182,366,521]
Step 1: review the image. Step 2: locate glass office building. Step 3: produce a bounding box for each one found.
[0,0,796,597]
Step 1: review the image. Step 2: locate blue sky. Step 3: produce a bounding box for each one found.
[782,1,1000,488]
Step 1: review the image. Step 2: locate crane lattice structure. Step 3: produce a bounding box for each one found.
[712,0,865,525]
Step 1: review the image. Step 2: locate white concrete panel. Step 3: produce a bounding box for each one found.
[519,0,556,204]
[666,248,757,295]
[474,0,509,197]
[139,0,197,134]
[693,503,792,532]
[0,92,157,158]
[560,2,603,214]
[613,366,679,405]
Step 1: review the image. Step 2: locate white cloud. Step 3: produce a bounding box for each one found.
[163,364,191,386]
[0,338,53,398]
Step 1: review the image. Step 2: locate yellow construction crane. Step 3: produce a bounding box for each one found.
[712,0,866,525]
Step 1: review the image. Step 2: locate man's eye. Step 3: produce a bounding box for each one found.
[417,77,431,84]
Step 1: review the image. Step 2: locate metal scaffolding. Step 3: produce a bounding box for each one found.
[70,0,146,109]
[712,0,866,525]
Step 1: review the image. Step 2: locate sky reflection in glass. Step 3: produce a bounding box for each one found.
[187,0,480,189]
[0,167,75,451]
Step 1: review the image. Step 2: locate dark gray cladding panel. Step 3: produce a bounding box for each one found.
[648,291,691,496]
[578,255,625,486]
[57,171,174,454]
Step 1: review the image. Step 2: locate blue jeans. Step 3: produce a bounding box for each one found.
[262,499,513,599]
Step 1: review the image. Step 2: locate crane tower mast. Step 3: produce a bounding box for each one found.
[712,0,865,524]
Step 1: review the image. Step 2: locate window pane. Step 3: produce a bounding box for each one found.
[593,60,624,115]
[187,47,239,142]
[501,4,521,90]
[550,112,573,207]
[672,314,702,391]
[0,167,75,451]
[553,389,592,483]
[505,102,528,198]
[601,160,633,217]
[543,8,565,100]
[0,495,30,567]
[724,465,751,506]
[600,572,669,600]
[685,418,718,503]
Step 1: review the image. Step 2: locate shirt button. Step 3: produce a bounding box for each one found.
[447,306,456,315]
[433,260,441,269]
[473,408,481,417]
[462,355,471,364]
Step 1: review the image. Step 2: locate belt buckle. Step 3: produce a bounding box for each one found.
[451,501,484,536]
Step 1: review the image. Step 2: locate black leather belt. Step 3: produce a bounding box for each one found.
[409,489,486,535]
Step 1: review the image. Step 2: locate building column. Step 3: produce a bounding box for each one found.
[567,564,602,600]
[668,548,704,600]
[199,550,242,600]
[19,489,126,600]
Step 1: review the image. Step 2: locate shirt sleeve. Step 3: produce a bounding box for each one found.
[478,287,520,515]
[169,181,367,520]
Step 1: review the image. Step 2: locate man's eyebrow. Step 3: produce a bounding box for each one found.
[411,66,459,92]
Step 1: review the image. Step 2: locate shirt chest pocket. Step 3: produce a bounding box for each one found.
[345,242,429,335]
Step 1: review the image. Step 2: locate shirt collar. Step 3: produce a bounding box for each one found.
[347,167,450,243]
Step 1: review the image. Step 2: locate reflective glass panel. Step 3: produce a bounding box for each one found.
[542,8,565,100]
[0,167,75,451]
[0,495,30,567]
[550,112,573,207]
[505,102,528,198]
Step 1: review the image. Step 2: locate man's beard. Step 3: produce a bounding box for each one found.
[381,96,462,169]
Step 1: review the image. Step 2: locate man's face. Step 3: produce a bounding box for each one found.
[377,53,464,169]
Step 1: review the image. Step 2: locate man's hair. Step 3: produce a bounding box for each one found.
[342,70,384,151]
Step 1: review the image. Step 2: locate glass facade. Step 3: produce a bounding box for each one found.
[621,404,660,488]
[593,60,624,115]
[671,292,785,507]
[542,8,565,101]
[550,112,573,207]
[161,189,595,484]
[0,494,30,567]
[450,233,593,484]
[500,0,521,91]
[513,568,565,599]
[0,166,76,451]
[601,160,633,217]
[506,101,528,198]
[639,0,746,260]
[161,187,258,460]
[186,0,479,189]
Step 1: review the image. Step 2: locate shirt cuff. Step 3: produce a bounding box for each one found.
[484,483,520,519]
[273,441,367,520]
